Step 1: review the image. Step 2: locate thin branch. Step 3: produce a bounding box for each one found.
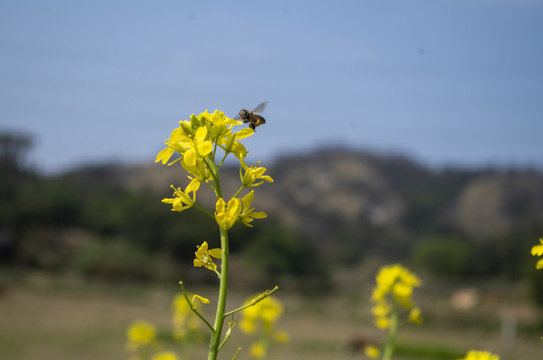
[224,286,279,317]
[179,281,214,331]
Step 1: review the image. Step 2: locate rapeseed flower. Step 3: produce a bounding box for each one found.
[240,296,284,334]
[214,197,241,230]
[150,351,181,360]
[180,125,213,167]
[240,296,287,359]
[240,158,274,187]
[364,345,380,359]
[250,341,266,359]
[193,241,222,272]
[458,350,500,360]
[126,320,157,352]
[371,264,422,330]
[239,190,267,227]
[161,182,200,213]
[531,238,543,270]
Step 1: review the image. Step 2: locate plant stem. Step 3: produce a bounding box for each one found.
[381,306,398,360]
[208,227,229,360]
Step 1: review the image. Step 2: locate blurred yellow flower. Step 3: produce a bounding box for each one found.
[458,350,500,360]
[240,296,285,336]
[240,295,287,359]
[531,238,543,270]
[273,331,290,343]
[126,320,156,351]
[408,307,423,324]
[364,345,380,359]
[150,351,181,360]
[370,264,422,330]
[250,341,266,359]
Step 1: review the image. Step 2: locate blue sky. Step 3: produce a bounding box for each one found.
[1,1,542,174]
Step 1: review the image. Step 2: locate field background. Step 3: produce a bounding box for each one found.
[1,267,541,360]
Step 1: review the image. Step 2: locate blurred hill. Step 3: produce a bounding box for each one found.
[67,148,543,239]
[2,140,543,293]
[63,148,543,268]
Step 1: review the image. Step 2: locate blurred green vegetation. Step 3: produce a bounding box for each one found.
[1,132,542,305]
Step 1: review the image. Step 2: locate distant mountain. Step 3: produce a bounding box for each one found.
[63,148,543,260]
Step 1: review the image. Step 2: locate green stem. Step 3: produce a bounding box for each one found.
[208,227,229,360]
[381,306,399,360]
[224,286,279,317]
[193,203,215,219]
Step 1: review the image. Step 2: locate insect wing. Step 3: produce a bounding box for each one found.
[252,102,267,114]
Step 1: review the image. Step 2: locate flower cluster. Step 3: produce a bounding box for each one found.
[156,110,272,231]
[531,238,543,270]
[458,350,500,360]
[240,296,289,359]
[371,264,423,330]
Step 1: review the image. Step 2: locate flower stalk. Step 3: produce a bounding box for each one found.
[153,109,276,360]
[208,227,230,360]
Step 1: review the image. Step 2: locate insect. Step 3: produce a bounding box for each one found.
[235,102,267,130]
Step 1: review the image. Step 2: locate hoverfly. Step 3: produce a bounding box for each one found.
[235,102,267,130]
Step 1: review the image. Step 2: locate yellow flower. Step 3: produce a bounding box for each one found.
[155,126,186,165]
[250,341,266,359]
[375,315,390,330]
[155,115,215,167]
[371,264,421,307]
[150,351,181,360]
[364,345,380,359]
[240,158,274,187]
[240,296,284,335]
[273,331,290,343]
[531,238,543,270]
[458,350,500,360]
[126,320,156,351]
[161,182,200,212]
[371,301,391,318]
[239,190,268,227]
[200,109,242,138]
[193,241,222,271]
[408,307,423,324]
[370,264,422,331]
[214,197,241,230]
[180,125,213,167]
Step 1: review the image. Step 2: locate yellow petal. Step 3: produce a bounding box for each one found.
[192,294,210,304]
[184,148,196,166]
[197,140,213,156]
[531,244,543,256]
[235,128,254,140]
[156,147,174,164]
[195,126,208,142]
[241,190,255,209]
[208,248,222,259]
